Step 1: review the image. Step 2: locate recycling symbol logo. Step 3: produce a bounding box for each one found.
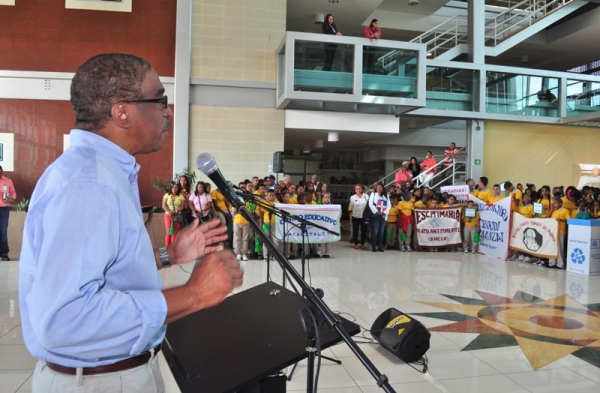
[570,248,585,265]
[569,282,584,300]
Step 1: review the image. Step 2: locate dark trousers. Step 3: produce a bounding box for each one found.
[371,215,386,249]
[0,207,9,256]
[323,44,337,71]
[352,216,367,245]
[364,47,376,73]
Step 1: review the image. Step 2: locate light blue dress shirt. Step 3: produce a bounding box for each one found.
[19,129,167,367]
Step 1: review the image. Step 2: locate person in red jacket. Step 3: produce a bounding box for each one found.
[364,19,381,73]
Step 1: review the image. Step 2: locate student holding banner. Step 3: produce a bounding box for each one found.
[547,197,570,268]
[478,177,492,203]
[398,192,414,252]
[386,194,399,249]
[462,200,479,253]
[368,183,390,252]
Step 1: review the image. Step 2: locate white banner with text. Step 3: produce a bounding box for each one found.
[275,204,342,243]
[441,185,470,204]
[468,195,511,260]
[415,207,462,248]
[510,213,559,259]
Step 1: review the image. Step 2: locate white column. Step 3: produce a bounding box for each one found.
[468,0,485,64]
[173,0,192,174]
[466,119,484,181]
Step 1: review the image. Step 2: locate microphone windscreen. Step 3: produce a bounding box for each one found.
[196,153,217,176]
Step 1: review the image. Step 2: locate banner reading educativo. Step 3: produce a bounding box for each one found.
[468,195,511,260]
[274,204,342,244]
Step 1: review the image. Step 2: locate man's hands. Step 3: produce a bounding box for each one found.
[186,250,243,310]
[169,219,228,265]
[163,250,243,324]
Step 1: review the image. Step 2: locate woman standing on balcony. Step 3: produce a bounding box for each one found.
[364,19,381,74]
[420,151,437,188]
[322,14,342,71]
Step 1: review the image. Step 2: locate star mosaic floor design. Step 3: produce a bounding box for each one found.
[413,291,600,370]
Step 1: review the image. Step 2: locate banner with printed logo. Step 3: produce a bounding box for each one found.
[275,204,341,243]
[441,185,470,204]
[414,208,462,248]
[510,213,559,259]
[468,195,511,260]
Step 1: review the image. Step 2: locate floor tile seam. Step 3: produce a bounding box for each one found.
[0,325,19,340]
[567,364,600,385]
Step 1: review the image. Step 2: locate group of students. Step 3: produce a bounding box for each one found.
[213,176,337,262]
[348,183,480,254]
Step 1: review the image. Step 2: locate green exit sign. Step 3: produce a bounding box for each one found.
[474,159,481,165]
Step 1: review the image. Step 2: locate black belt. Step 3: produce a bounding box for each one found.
[46,345,161,376]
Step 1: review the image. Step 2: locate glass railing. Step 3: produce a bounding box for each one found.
[566,79,600,117]
[277,32,427,112]
[294,39,355,94]
[277,31,600,123]
[486,71,559,117]
[426,67,480,112]
[362,47,418,98]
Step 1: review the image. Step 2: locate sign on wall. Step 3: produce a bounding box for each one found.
[0,0,16,6]
[65,0,132,12]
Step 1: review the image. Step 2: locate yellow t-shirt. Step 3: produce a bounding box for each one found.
[536,198,551,218]
[262,200,276,224]
[561,197,577,215]
[488,194,504,204]
[470,189,479,198]
[210,189,229,212]
[413,200,426,209]
[551,208,570,235]
[387,205,399,223]
[511,189,523,211]
[518,203,534,218]
[463,210,479,227]
[571,209,582,219]
[163,193,185,211]
[233,201,254,225]
[478,188,492,203]
[288,195,298,204]
[398,201,414,216]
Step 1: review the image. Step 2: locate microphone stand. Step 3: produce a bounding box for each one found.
[229,192,395,393]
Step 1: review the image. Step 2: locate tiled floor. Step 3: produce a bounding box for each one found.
[1,241,600,393]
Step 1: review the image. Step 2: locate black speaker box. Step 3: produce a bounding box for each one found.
[273,151,284,173]
[370,308,430,363]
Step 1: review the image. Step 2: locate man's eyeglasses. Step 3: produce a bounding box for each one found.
[109,96,169,117]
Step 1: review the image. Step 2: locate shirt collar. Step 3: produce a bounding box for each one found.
[69,129,140,183]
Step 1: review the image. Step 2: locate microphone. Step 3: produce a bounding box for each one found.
[196,153,243,209]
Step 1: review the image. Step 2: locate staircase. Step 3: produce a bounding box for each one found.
[407,0,586,61]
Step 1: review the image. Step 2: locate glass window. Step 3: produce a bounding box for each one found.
[293,40,354,94]
[362,47,418,98]
[425,67,479,111]
[486,72,559,117]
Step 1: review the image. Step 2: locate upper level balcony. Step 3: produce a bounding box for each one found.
[276,32,427,115]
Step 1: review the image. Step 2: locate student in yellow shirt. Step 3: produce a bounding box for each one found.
[462,200,479,253]
[477,177,492,203]
[535,185,552,218]
[233,182,251,261]
[288,184,298,204]
[319,192,334,258]
[511,193,535,262]
[398,192,414,252]
[505,181,522,211]
[561,187,579,216]
[261,189,277,262]
[386,194,400,249]
[210,186,231,226]
[467,178,479,199]
[488,184,504,203]
[542,197,570,269]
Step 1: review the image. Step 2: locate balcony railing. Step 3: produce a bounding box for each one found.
[276,32,427,114]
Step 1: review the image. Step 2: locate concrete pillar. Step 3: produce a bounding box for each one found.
[468,0,485,64]
[466,119,484,181]
[173,0,192,173]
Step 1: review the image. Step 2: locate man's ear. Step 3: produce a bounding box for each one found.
[110,104,131,129]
